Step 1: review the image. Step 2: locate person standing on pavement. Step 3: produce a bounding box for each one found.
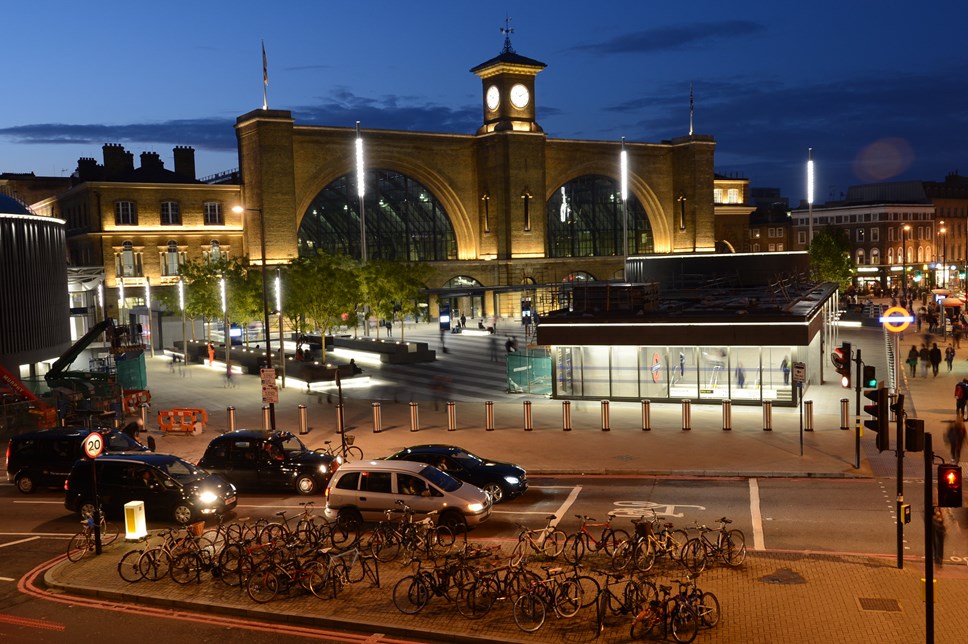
[907,345,919,377]
[956,378,968,420]
[919,344,931,378]
[945,344,956,372]
[932,507,946,566]
[946,416,966,463]
[929,342,943,377]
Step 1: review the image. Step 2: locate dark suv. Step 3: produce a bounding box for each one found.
[197,430,339,495]
[6,426,148,494]
[65,453,237,525]
[384,444,527,504]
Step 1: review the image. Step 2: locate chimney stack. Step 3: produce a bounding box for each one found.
[173,146,196,181]
[102,143,129,179]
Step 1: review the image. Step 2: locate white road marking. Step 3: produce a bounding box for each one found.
[0,536,41,548]
[550,486,582,528]
[749,478,764,551]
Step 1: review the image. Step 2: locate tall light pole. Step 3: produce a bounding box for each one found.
[903,224,911,305]
[356,121,369,337]
[276,267,285,389]
[118,278,126,328]
[620,137,628,268]
[233,204,276,430]
[806,148,814,248]
[178,276,188,372]
[939,221,947,288]
[220,274,230,368]
[144,277,155,357]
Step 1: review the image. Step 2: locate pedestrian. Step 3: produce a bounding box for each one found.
[122,418,143,441]
[945,344,956,372]
[919,344,931,378]
[907,345,919,377]
[954,325,962,349]
[735,362,746,388]
[224,362,235,388]
[929,342,942,377]
[780,356,791,385]
[505,337,514,354]
[956,378,968,420]
[207,342,215,367]
[385,320,392,337]
[489,334,499,362]
[946,416,966,462]
[459,313,466,329]
[932,507,946,566]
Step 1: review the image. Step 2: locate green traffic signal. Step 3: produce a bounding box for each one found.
[863,365,876,388]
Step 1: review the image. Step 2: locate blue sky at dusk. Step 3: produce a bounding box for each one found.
[3,1,967,204]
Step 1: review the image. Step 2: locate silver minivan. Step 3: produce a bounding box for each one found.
[323,460,491,531]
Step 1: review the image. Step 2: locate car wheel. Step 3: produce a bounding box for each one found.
[15,474,35,494]
[337,508,363,531]
[482,482,504,504]
[173,504,194,525]
[439,510,468,534]
[295,475,317,495]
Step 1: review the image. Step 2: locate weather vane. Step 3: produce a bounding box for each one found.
[501,14,515,53]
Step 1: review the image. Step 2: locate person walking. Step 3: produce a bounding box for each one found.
[906,345,919,377]
[932,507,946,567]
[945,344,956,372]
[956,378,968,421]
[489,334,499,362]
[929,342,942,377]
[946,415,966,463]
[919,344,931,378]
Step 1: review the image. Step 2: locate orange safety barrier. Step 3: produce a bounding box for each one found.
[157,408,208,435]
[122,389,152,415]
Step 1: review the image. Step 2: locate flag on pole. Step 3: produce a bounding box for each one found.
[262,40,268,87]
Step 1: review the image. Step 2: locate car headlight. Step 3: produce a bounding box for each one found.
[467,502,485,513]
[197,491,218,505]
[318,464,328,474]
[504,476,520,485]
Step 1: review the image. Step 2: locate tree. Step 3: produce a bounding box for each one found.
[808,226,855,290]
[284,252,361,359]
[361,260,433,342]
[177,256,262,346]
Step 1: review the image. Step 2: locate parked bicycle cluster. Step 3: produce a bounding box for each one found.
[78,504,745,642]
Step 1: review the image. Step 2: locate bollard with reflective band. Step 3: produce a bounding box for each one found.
[140,402,150,429]
[262,405,271,431]
[524,400,533,431]
[485,401,494,431]
[682,400,691,431]
[840,398,849,430]
[336,403,344,434]
[722,399,732,431]
[562,400,572,431]
[227,406,236,433]
[641,399,651,431]
[298,404,308,435]
[804,400,814,431]
[409,401,419,432]
[763,400,773,431]
[601,400,610,431]
[447,401,456,431]
[372,402,382,433]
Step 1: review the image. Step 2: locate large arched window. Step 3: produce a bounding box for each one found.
[546,175,652,258]
[299,170,456,262]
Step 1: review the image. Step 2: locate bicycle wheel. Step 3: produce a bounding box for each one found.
[573,572,601,609]
[67,533,91,562]
[217,544,246,587]
[680,538,707,573]
[595,590,608,635]
[246,568,280,603]
[344,445,364,461]
[603,528,630,556]
[345,554,366,584]
[117,549,144,582]
[667,530,690,560]
[563,533,585,564]
[509,538,527,567]
[432,525,457,557]
[611,539,633,570]
[392,575,430,614]
[554,578,582,618]
[170,552,203,585]
[508,568,541,602]
[100,522,120,547]
[633,539,657,572]
[513,591,547,632]
[542,529,566,558]
[698,591,721,627]
[302,560,328,596]
[138,548,172,581]
[630,603,662,640]
[458,577,498,619]
[669,603,700,643]
[373,530,402,563]
[722,529,747,567]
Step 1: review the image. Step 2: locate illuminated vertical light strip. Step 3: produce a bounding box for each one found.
[96,283,104,321]
[356,121,366,263]
[620,137,629,262]
[276,268,285,388]
[177,277,185,312]
[118,278,125,324]
[220,275,230,368]
[178,276,188,370]
[144,277,154,357]
[807,148,814,247]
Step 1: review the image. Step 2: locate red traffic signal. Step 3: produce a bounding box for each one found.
[863,386,889,452]
[831,342,851,388]
[938,464,963,508]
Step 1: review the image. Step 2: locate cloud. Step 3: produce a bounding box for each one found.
[0,118,238,151]
[291,89,480,133]
[572,21,766,55]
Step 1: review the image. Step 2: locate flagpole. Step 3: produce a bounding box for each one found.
[262,40,269,110]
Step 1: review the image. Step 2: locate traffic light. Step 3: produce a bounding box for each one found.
[862,365,877,388]
[863,385,890,452]
[937,464,963,508]
[832,342,851,388]
[904,417,924,452]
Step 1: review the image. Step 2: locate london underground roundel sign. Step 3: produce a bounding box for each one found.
[879,306,913,333]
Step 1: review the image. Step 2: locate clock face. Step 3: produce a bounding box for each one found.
[486,85,500,111]
[510,83,530,109]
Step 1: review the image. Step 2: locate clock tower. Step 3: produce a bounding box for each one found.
[471,25,546,134]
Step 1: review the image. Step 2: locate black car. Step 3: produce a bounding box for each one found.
[197,430,339,495]
[6,426,148,494]
[65,453,237,525]
[384,444,527,503]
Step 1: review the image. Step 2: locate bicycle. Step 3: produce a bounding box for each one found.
[245,554,328,603]
[563,514,629,564]
[512,565,583,632]
[629,581,699,642]
[391,556,466,614]
[313,436,363,462]
[680,517,746,573]
[674,573,720,629]
[613,511,690,572]
[510,514,565,565]
[458,556,541,619]
[67,512,119,562]
[361,502,457,564]
[592,569,657,636]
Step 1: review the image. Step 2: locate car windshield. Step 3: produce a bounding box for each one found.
[453,450,485,466]
[276,434,307,454]
[157,457,206,483]
[419,465,461,492]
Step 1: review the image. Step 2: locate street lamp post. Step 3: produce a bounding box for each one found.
[276,267,285,389]
[939,221,947,288]
[356,121,368,337]
[902,224,911,305]
[620,137,628,267]
[220,275,230,369]
[144,277,155,358]
[178,276,188,373]
[233,204,276,431]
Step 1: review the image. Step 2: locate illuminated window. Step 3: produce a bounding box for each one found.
[115,201,136,225]
[161,201,180,225]
[164,241,181,276]
[713,188,723,203]
[204,202,223,225]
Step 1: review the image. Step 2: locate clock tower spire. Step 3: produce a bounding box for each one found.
[470,19,546,134]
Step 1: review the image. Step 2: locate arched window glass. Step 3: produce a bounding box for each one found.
[299,170,456,262]
[121,241,135,276]
[166,241,179,276]
[209,240,221,262]
[546,175,652,258]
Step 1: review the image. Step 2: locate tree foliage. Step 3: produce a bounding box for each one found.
[809,226,855,289]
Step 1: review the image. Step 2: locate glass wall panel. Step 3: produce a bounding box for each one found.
[669,347,698,398]
[581,346,612,398]
[762,347,795,402]
[556,347,581,397]
[729,347,762,401]
[611,346,639,398]
[638,346,669,399]
[698,346,729,400]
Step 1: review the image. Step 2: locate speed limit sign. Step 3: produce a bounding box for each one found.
[83,432,104,459]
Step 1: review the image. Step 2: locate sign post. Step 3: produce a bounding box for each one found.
[260,368,279,405]
[83,432,104,554]
[792,362,805,455]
